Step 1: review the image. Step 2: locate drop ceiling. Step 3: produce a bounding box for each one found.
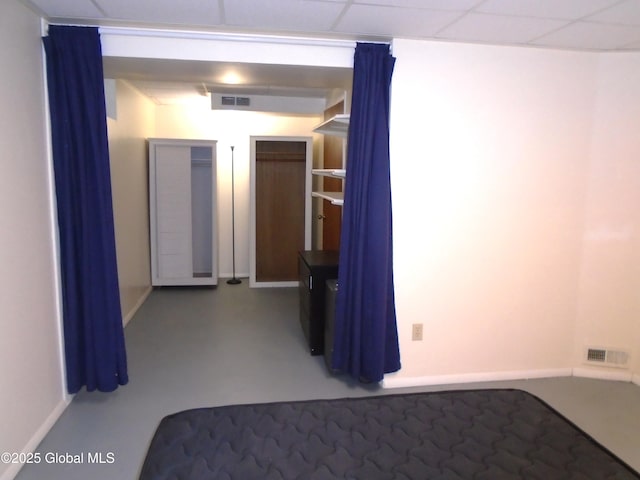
[19,0,640,106]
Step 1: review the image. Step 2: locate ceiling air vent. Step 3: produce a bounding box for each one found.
[585,347,629,368]
[219,96,251,107]
[211,91,324,113]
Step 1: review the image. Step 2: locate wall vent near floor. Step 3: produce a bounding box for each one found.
[585,347,629,368]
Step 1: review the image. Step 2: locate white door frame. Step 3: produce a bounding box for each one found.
[249,135,312,288]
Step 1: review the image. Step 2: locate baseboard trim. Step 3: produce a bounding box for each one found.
[572,367,634,382]
[382,368,573,389]
[1,396,72,480]
[219,273,250,280]
[249,280,299,288]
[122,285,152,327]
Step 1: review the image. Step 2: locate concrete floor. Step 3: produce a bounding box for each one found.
[15,281,640,479]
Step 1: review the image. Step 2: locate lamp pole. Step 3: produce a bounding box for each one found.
[227,145,241,285]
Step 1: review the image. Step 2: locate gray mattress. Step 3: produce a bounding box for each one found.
[139,389,639,479]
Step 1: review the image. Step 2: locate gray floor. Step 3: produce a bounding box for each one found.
[15,281,640,479]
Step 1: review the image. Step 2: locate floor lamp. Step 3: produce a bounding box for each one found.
[227,145,241,285]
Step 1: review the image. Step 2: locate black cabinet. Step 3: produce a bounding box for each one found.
[298,250,339,355]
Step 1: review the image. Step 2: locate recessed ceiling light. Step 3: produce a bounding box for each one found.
[221,71,243,84]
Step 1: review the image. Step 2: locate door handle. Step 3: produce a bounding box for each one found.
[317,214,326,220]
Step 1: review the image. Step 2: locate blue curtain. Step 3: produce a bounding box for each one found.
[332,43,400,383]
[43,26,128,393]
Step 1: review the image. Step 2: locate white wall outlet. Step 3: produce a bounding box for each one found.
[412,323,423,341]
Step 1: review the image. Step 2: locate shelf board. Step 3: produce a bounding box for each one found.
[311,168,346,178]
[313,114,350,137]
[312,191,344,206]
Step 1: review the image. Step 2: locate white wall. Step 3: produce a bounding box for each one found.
[107,80,155,324]
[0,3,66,479]
[388,39,597,383]
[153,103,322,278]
[575,52,640,378]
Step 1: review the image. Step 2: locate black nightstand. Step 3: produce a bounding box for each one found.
[298,250,339,355]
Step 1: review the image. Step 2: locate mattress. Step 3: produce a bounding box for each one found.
[139,389,639,479]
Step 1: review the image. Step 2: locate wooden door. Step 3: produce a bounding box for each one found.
[255,140,307,282]
[321,101,344,251]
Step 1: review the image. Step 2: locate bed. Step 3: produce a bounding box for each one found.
[139,389,639,479]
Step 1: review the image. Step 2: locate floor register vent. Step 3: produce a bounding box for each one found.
[585,347,629,368]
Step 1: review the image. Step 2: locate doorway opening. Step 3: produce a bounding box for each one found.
[250,136,313,287]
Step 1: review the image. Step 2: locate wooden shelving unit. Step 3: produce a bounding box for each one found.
[312,114,349,207]
[311,191,344,206]
[312,114,350,137]
[311,168,346,178]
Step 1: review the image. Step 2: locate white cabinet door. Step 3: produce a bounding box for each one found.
[154,145,193,280]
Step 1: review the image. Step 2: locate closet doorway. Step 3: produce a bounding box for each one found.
[250,136,312,287]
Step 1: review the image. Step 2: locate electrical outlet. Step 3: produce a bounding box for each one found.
[412,323,423,341]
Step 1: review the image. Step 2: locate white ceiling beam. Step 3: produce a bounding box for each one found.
[99,26,356,68]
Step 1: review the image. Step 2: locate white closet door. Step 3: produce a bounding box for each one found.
[154,145,193,280]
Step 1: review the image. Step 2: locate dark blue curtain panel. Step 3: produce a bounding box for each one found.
[43,26,128,393]
[332,43,400,382]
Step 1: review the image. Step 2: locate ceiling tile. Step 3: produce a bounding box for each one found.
[585,0,640,26]
[95,0,221,26]
[353,0,481,11]
[531,21,640,50]
[28,0,105,18]
[476,0,621,20]
[335,4,461,37]
[225,0,345,32]
[19,0,640,52]
[437,13,568,45]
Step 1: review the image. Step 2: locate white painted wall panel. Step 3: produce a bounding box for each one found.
[0,3,67,479]
[388,39,595,381]
[107,79,154,325]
